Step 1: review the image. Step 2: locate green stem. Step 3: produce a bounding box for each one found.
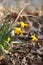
[5,41,12,49]
[0,44,6,55]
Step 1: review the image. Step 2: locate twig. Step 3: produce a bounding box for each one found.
[14,3,30,26]
[19,14,38,17]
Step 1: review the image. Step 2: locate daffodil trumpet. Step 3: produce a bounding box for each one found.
[31,35,38,42]
[14,27,24,35]
[7,37,11,42]
[20,22,29,28]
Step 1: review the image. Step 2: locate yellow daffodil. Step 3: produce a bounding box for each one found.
[20,22,29,28]
[7,37,11,42]
[31,35,38,41]
[14,27,24,35]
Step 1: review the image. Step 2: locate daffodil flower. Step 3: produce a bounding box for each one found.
[20,22,29,28]
[7,37,11,42]
[14,27,24,35]
[31,35,38,41]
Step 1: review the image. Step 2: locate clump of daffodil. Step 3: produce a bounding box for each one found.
[14,27,24,35]
[20,22,29,28]
[7,37,11,42]
[31,34,38,41]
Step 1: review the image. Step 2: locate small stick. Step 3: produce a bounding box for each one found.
[14,3,30,26]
